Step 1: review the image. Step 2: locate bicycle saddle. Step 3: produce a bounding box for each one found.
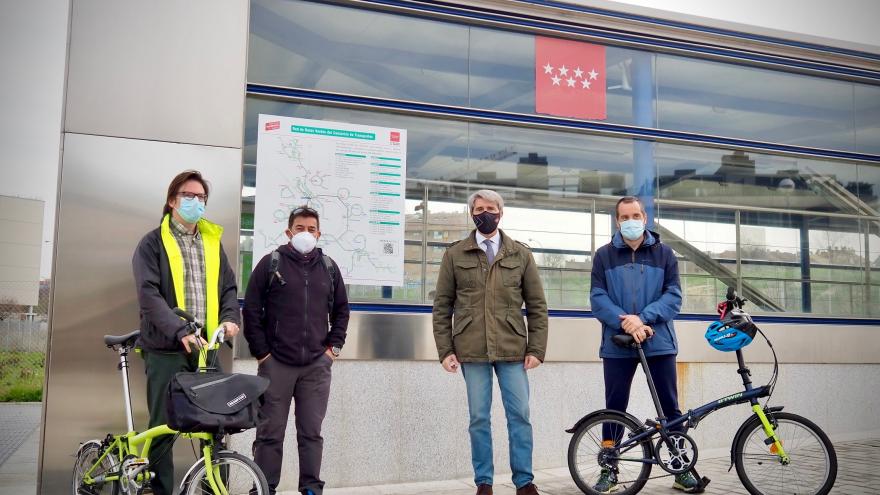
[612,334,636,347]
[104,330,140,348]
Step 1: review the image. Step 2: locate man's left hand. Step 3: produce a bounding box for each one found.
[324,349,337,361]
[524,355,542,370]
[222,321,240,338]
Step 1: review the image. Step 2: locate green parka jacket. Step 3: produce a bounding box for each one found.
[432,229,549,363]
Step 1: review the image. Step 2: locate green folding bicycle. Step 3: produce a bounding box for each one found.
[71,311,269,495]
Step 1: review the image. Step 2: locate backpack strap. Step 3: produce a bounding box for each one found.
[322,255,336,313]
[265,250,285,296]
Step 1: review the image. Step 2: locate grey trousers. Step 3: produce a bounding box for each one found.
[253,354,333,495]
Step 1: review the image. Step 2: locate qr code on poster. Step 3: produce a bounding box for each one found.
[382,241,395,255]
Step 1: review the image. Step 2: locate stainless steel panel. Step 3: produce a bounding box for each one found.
[41,133,242,494]
[64,0,248,147]
[308,311,880,364]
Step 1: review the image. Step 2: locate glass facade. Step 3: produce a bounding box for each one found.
[243,0,880,317]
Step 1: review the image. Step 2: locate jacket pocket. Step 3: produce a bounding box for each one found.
[454,260,480,288]
[505,313,527,337]
[452,314,473,337]
[498,257,522,287]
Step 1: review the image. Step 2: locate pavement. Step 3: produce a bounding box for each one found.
[1,403,876,494]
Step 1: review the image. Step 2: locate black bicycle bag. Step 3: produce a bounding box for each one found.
[166,371,269,434]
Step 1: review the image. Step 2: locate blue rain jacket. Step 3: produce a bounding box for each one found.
[590,230,682,358]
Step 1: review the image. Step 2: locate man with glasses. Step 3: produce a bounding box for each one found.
[432,189,548,495]
[132,170,241,495]
[243,206,350,495]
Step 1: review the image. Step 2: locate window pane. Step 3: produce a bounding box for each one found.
[657,143,863,214]
[244,97,469,181]
[468,27,654,126]
[657,54,856,151]
[855,83,880,155]
[858,163,880,212]
[466,122,642,195]
[250,0,469,106]
[655,207,738,313]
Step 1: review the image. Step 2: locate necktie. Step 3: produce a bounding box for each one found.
[483,239,495,265]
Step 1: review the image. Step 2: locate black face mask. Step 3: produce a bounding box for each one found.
[472,211,500,235]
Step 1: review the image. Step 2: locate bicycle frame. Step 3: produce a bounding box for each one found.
[608,345,788,467]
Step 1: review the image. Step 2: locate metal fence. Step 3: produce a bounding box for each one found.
[0,286,48,402]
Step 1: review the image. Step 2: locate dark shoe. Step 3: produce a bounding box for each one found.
[673,471,700,493]
[516,483,539,495]
[593,468,619,493]
[476,484,493,495]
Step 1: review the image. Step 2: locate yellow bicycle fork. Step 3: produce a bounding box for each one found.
[752,405,790,464]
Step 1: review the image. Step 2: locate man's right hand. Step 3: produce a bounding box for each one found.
[626,325,654,343]
[257,354,271,364]
[181,334,208,353]
[442,354,460,373]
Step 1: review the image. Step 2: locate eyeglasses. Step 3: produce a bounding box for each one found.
[178,192,208,202]
[292,206,317,215]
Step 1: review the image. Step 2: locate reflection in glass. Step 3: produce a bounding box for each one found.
[855,84,880,156]
[657,54,856,151]
[250,0,469,106]
[657,144,864,214]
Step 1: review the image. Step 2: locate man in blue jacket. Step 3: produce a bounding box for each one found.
[589,196,699,493]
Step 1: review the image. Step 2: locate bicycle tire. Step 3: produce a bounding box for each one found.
[72,440,120,495]
[734,411,837,495]
[568,412,652,495]
[181,451,269,495]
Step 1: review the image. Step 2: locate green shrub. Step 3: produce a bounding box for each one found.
[1,385,42,402]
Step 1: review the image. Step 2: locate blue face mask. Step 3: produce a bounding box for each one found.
[177,197,205,224]
[619,219,645,241]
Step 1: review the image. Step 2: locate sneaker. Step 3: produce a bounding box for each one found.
[592,468,619,493]
[673,472,700,493]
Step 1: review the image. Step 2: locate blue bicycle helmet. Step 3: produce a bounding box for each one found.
[705,309,758,352]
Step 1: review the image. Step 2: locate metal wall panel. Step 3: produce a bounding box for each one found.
[64,0,248,148]
[41,133,242,494]
[307,312,880,364]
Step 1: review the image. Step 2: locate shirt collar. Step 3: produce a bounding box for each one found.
[170,216,200,238]
[475,230,500,248]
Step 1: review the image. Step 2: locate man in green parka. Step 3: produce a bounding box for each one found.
[432,189,548,495]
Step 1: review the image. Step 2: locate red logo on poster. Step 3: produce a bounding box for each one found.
[535,36,606,120]
[265,121,280,131]
[390,131,400,143]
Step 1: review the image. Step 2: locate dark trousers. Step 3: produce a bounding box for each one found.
[144,350,207,495]
[253,354,332,495]
[602,355,683,442]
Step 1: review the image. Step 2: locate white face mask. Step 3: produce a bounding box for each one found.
[290,231,317,254]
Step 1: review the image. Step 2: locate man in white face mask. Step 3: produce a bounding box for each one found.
[243,206,350,495]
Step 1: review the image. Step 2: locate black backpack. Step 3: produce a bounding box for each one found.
[266,250,337,312]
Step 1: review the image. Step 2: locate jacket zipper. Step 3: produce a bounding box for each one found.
[191,375,235,390]
[631,250,638,315]
[303,267,309,364]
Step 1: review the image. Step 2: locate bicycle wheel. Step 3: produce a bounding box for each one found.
[734,412,837,495]
[568,412,652,495]
[72,440,119,495]
[182,451,269,495]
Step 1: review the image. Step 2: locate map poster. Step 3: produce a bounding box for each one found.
[253,115,407,286]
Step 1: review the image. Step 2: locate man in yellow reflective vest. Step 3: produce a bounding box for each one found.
[132,170,241,495]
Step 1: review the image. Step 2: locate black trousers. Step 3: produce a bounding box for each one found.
[602,354,683,441]
[253,354,332,495]
[144,349,217,495]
